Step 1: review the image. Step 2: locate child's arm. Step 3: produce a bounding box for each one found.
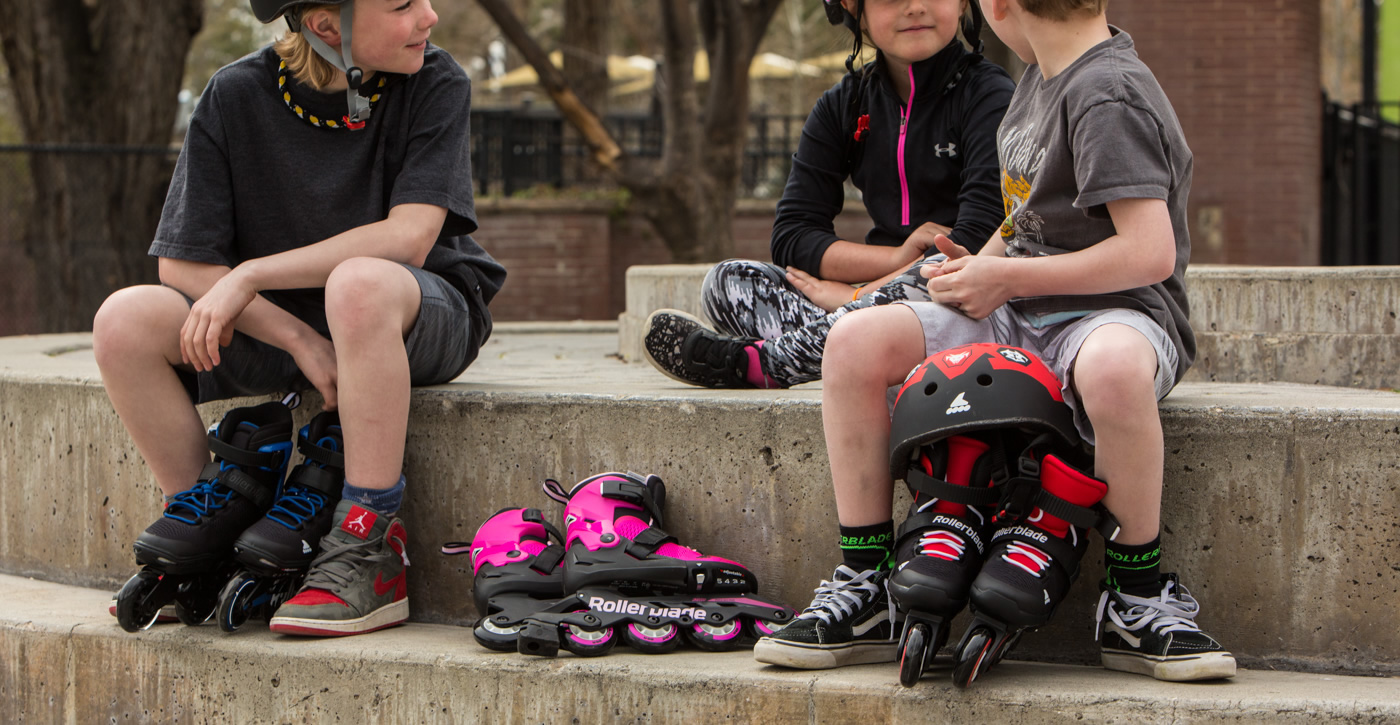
[924,197,1175,319]
[161,257,341,407]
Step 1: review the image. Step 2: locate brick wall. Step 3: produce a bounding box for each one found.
[475,199,875,322]
[1109,1,1322,264]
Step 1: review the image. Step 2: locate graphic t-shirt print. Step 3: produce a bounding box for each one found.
[997,122,1047,253]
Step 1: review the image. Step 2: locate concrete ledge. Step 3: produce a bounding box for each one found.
[3,332,1400,673]
[618,264,1400,388]
[4,575,1397,724]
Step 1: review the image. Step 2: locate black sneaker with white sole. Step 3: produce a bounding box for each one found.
[753,565,901,669]
[1096,574,1237,681]
[642,309,780,389]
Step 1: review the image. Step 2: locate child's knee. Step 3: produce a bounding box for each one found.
[325,258,415,333]
[92,286,183,363]
[1073,325,1158,407]
[824,307,924,384]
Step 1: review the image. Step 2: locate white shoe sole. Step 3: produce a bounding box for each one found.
[1102,649,1237,681]
[753,637,899,669]
[269,598,409,637]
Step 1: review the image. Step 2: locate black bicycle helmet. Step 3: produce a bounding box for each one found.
[889,343,1080,481]
[249,0,373,127]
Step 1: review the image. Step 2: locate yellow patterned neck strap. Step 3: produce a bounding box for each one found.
[278,60,387,130]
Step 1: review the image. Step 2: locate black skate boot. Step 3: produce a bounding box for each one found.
[951,451,1116,687]
[116,401,293,632]
[889,435,1000,686]
[216,411,345,632]
[1097,574,1236,681]
[642,309,783,389]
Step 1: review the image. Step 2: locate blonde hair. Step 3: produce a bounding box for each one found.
[1016,0,1107,21]
[273,4,341,90]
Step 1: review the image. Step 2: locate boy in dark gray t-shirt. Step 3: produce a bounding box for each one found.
[752,0,1236,684]
[95,0,502,637]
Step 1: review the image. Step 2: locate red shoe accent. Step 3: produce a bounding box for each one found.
[341,505,378,540]
[284,588,349,607]
[373,571,406,599]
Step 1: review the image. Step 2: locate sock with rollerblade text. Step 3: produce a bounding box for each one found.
[1104,536,1162,597]
[839,520,895,572]
[341,474,406,515]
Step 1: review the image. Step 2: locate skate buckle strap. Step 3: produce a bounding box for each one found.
[905,468,1000,507]
[297,437,345,470]
[624,526,675,558]
[286,464,342,497]
[531,545,566,574]
[218,467,277,510]
[599,478,665,527]
[991,475,1039,523]
[208,434,286,471]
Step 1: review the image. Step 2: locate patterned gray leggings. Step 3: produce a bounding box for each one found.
[699,256,941,386]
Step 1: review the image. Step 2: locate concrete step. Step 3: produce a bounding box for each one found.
[2,330,1399,674]
[617,264,1400,389]
[4,574,1397,723]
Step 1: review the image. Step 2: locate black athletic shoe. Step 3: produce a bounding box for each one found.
[642,309,779,389]
[1096,574,1237,681]
[753,565,901,669]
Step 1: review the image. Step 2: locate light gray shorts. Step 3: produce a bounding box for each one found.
[177,265,483,405]
[896,300,1178,445]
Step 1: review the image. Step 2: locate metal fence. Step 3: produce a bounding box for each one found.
[470,109,804,198]
[1322,100,1400,265]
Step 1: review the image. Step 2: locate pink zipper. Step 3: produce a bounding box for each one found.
[898,64,915,226]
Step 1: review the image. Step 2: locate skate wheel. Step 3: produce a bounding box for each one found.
[174,571,223,627]
[561,623,616,657]
[748,615,790,639]
[474,615,525,652]
[623,621,681,654]
[899,623,929,688]
[685,618,744,652]
[952,626,996,689]
[115,570,166,633]
[216,573,258,633]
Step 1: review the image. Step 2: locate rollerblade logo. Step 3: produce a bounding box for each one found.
[341,506,377,540]
[998,348,1030,365]
[301,540,312,554]
[587,596,707,622]
[945,392,971,415]
[944,351,970,367]
[995,525,1048,545]
[931,515,984,551]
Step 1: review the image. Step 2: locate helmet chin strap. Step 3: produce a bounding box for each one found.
[300,0,372,126]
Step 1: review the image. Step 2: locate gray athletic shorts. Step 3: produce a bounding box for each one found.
[897,300,1178,445]
[177,265,482,405]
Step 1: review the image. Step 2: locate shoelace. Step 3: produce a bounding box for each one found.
[302,534,398,592]
[912,498,984,561]
[163,479,233,524]
[798,565,888,625]
[1002,542,1051,577]
[1095,578,1203,641]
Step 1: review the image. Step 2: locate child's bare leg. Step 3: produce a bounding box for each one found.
[93,285,207,497]
[1071,323,1163,545]
[324,258,422,491]
[821,305,931,526]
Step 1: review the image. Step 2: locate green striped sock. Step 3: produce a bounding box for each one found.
[839,520,895,573]
[1104,536,1162,597]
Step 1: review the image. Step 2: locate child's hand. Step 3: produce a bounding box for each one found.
[289,332,339,410]
[899,222,953,267]
[181,270,258,371]
[786,267,862,312]
[918,234,972,280]
[924,254,1013,320]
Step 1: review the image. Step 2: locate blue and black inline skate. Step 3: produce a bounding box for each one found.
[115,401,294,632]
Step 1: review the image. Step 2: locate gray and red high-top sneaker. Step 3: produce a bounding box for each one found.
[269,499,409,636]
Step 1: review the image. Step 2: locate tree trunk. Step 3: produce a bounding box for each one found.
[475,0,780,264]
[562,0,611,183]
[0,0,203,333]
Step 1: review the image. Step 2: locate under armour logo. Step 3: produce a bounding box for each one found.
[934,143,958,158]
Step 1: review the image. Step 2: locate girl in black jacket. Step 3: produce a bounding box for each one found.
[643,0,1013,389]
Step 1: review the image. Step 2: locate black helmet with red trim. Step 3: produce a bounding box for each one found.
[889,343,1080,481]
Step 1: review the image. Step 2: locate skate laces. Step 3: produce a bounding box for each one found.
[1002,541,1053,577]
[1095,578,1202,641]
[162,480,234,524]
[267,487,330,529]
[799,565,889,625]
[913,498,983,561]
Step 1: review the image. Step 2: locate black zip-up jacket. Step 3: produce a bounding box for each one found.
[772,41,1015,276]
